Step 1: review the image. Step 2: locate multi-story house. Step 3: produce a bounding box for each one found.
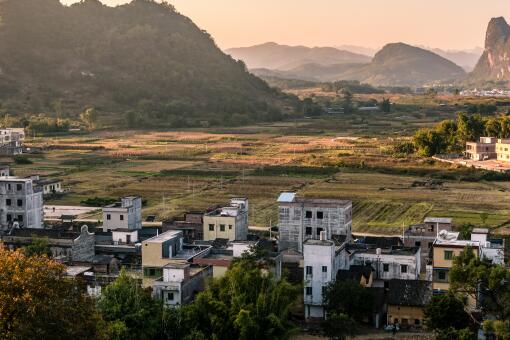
[496,138,510,161]
[0,177,43,230]
[403,217,452,271]
[141,230,211,287]
[0,128,25,155]
[303,232,344,319]
[0,165,10,177]
[102,196,142,232]
[277,192,352,252]
[348,245,421,286]
[465,137,497,160]
[432,228,504,294]
[164,211,205,243]
[203,198,248,241]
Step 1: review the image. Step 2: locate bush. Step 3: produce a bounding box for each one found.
[14,155,33,164]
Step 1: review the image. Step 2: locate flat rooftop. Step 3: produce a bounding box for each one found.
[424,217,452,224]
[304,239,335,246]
[352,246,420,256]
[277,192,351,207]
[145,230,182,243]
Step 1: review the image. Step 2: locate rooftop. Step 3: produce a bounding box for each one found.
[434,230,479,247]
[387,280,432,307]
[472,228,489,234]
[304,238,335,246]
[35,178,61,186]
[5,228,81,240]
[424,217,452,224]
[350,245,420,256]
[112,228,137,233]
[144,230,182,243]
[277,192,351,207]
[336,264,373,283]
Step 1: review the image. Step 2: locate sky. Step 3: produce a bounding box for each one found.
[61,0,510,51]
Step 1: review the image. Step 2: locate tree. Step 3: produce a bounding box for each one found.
[413,128,447,156]
[323,279,373,322]
[424,293,471,331]
[449,247,510,321]
[484,320,510,340]
[0,247,102,339]
[456,112,485,144]
[23,235,52,257]
[380,98,391,113]
[80,107,99,130]
[164,258,300,340]
[341,89,355,113]
[97,269,163,340]
[322,313,357,340]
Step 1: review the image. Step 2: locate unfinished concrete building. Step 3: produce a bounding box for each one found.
[277,192,352,252]
[0,129,25,155]
[0,177,44,230]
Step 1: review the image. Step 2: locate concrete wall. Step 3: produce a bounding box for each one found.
[279,202,352,252]
[387,305,425,327]
[203,215,237,241]
[72,225,95,262]
[351,252,420,281]
[0,179,43,229]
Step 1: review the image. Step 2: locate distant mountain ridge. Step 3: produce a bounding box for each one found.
[470,17,510,83]
[225,42,371,70]
[0,0,294,126]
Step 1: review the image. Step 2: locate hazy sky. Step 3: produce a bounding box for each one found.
[61,0,510,50]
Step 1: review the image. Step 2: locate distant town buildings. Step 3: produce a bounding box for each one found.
[0,128,25,155]
[0,176,44,230]
[277,192,352,252]
[102,196,142,232]
[460,88,510,97]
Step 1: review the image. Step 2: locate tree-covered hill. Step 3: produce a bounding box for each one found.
[0,0,299,127]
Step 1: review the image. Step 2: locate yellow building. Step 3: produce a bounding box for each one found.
[203,198,248,241]
[387,280,432,329]
[432,231,479,293]
[496,139,510,162]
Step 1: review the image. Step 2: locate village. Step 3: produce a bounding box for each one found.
[0,127,506,337]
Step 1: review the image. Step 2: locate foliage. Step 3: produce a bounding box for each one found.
[80,107,99,130]
[458,224,475,240]
[13,155,33,164]
[392,140,415,156]
[97,269,163,340]
[27,115,70,134]
[0,248,102,339]
[321,80,384,94]
[80,196,118,207]
[323,279,373,322]
[424,293,471,331]
[162,258,300,340]
[322,312,358,340]
[302,97,324,117]
[23,235,52,257]
[380,98,391,113]
[484,319,510,340]
[436,327,476,340]
[449,247,510,320]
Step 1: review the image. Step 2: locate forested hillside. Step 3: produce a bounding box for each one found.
[0,0,299,127]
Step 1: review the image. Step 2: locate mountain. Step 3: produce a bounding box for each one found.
[337,43,466,86]
[225,42,371,70]
[251,63,364,82]
[470,17,510,84]
[428,48,483,72]
[0,0,296,127]
[335,45,378,57]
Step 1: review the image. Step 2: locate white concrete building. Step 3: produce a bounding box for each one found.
[0,165,10,177]
[348,246,421,285]
[0,177,43,230]
[111,229,138,245]
[102,196,142,232]
[278,192,352,252]
[303,232,344,319]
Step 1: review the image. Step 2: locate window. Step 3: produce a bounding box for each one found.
[6,214,11,222]
[316,227,323,237]
[306,266,313,277]
[220,224,225,232]
[17,215,23,222]
[383,263,389,272]
[401,265,408,273]
[167,292,174,301]
[120,214,124,221]
[5,199,11,206]
[106,214,111,220]
[438,271,446,281]
[16,184,22,191]
[209,224,214,231]
[402,318,408,325]
[229,225,232,230]
[415,319,421,326]
[415,241,421,247]
[306,287,312,296]
[444,250,453,260]
[322,266,327,273]
[305,211,312,219]
[317,211,324,219]
[305,227,312,235]
[17,199,22,207]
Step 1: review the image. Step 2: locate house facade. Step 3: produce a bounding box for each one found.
[203,198,248,241]
[102,196,142,232]
[0,129,25,155]
[465,137,497,160]
[0,177,43,230]
[278,192,352,252]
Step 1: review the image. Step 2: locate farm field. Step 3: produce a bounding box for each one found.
[11,115,510,236]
